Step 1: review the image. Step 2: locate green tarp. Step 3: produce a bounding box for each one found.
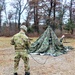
[29,26,73,56]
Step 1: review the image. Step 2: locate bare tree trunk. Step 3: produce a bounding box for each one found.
[70,0,72,21]
[34,2,39,33]
[47,0,53,26]
[48,0,53,17]
[0,11,1,33]
[18,0,21,31]
[53,0,56,31]
[18,12,21,31]
[70,0,74,34]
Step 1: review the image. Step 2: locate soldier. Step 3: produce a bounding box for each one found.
[11,25,30,75]
[60,35,65,42]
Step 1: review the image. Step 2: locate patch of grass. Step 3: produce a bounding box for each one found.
[0,37,75,48]
[0,37,38,48]
[30,37,38,43]
[63,38,75,48]
[0,37,11,48]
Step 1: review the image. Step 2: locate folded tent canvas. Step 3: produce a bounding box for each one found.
[29,25,72,57]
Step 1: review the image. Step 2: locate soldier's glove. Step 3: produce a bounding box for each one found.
[26,44,29,49]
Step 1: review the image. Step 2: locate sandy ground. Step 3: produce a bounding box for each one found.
[0,38,75,75]
[0,47,75,75]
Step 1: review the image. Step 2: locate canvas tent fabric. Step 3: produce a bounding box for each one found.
[28,26,72,56]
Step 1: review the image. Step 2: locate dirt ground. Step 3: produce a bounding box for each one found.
[0,37,75,75]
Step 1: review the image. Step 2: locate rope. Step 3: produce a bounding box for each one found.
[29,54,50,65]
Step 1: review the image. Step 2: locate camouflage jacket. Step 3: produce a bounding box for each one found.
[11,31,30,50]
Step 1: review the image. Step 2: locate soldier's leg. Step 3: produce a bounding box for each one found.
[24,57,30,75]
[21,51,30,75]
[14,52,20,74]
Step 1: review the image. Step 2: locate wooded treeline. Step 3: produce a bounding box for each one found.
[0,0,75,36]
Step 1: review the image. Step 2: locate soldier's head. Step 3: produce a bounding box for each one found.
[20,25,27,32]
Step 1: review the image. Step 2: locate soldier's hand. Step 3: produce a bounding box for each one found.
[29,38,33,40]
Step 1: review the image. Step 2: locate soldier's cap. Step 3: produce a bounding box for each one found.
[20,25,27,32]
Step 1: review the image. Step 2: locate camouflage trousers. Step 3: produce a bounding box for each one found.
[14,49,30,73]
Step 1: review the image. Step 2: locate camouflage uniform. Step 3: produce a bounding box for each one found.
[11,30,30,74]
[60,35,65,43]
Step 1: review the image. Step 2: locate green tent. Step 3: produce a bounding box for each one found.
[29,26,72,56]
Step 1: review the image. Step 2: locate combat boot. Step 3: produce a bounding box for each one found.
[14,72,18,75]
[25,72,30,75]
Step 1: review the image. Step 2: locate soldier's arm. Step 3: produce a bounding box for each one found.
[27,38,31,46]
[11,37,15,45]
[29,38,33,40]
[25,37,31,49]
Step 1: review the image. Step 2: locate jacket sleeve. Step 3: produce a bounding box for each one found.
[11,37,15,45]
[24,37,31,49]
